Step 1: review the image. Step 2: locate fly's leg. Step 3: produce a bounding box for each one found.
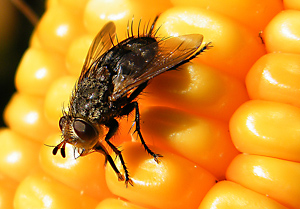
[105,119,133,187]
[133,102,163,163]
[121,101,163,163]
[93,142,125,182]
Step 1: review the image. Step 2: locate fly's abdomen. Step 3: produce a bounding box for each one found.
[116,37,158,76]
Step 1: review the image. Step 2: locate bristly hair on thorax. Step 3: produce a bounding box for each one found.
[127,16,162,38]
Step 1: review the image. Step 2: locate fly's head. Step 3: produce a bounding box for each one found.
[53,114,103,158]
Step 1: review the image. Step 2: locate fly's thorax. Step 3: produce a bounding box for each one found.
[70,77,113,122]
[59,115,104,151]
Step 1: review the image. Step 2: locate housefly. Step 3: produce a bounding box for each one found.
[52,16,211,187]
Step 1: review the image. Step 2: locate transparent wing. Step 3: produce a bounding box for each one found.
[79,22,116,82]
[111,34,204,100]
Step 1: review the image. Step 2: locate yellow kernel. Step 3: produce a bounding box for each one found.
[15,48,67,96]
[155,7,266,80]
[40,133,112,200]
[140,106,239,179]
[170,0,284,31]
[106,142,216,209]
[44,76,77,127]
[199,181,288,209]
[144,62,249,121]
[226,154,300,209]
[66,34,93,77]
[0,129,40,181]
[96,198,148,209]
[283,0,300,10]
[14,171,99,209]
[36,4,85,54]
[0,173,18,209]
[4,93,56,142]
[230,100,300,162]
[265,10,300,53]
[84,0,173,39]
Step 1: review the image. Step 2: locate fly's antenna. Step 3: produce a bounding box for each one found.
[46,140,67,158]
[11,0,39,25]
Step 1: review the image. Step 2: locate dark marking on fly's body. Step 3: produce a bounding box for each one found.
[52,16,212,187]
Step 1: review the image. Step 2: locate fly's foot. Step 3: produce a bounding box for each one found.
[153,153,163,163]
[116,169,133,187]
[125,178,134,187]
[117,173,125,182]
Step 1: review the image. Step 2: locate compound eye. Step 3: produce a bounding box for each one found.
[73,119,98,141]
[59,116,66,131]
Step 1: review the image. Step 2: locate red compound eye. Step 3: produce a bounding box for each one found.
[73,119,98,141]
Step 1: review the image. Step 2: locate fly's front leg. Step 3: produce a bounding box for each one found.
[93,142,124,182]
[105,118,133,187]
[121,101,162,163]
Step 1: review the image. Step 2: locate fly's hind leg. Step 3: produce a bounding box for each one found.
[121,101,163,163]
[104,119,133,187]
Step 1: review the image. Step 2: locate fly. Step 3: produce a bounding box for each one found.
[52,16,211,187]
